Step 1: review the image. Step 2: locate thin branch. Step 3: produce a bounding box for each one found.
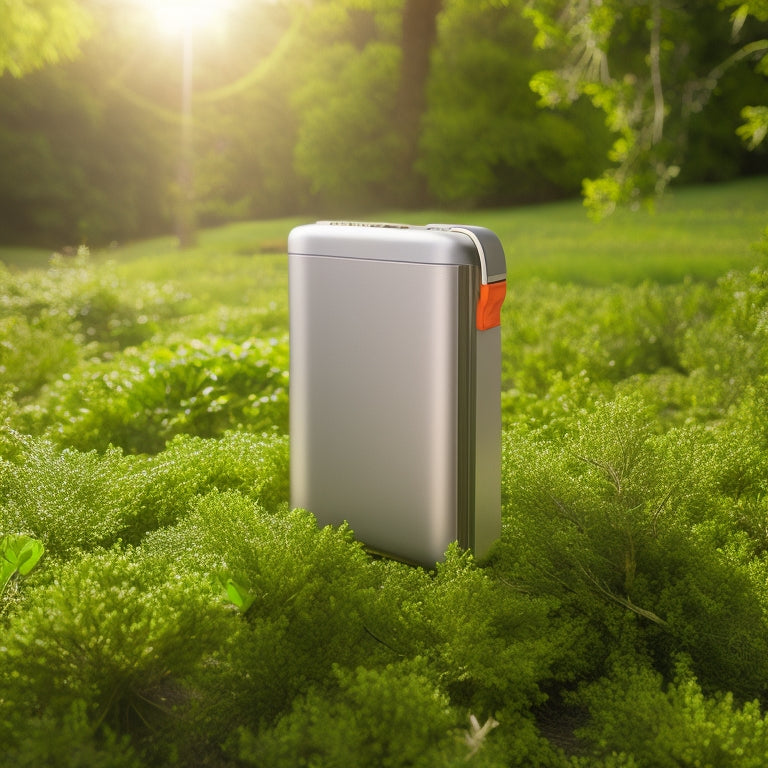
[577,562,668,627]
[572,452,623,495]
[363,625,405,657]
[650,485,675,535]
[649,0,665,145]
[546,491,587,533]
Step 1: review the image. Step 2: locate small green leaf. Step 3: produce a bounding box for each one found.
[1,535,45,575]
[0,535,44,598]
[225,579,255,613]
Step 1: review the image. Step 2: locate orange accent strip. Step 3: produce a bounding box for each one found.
[476,280,506,330]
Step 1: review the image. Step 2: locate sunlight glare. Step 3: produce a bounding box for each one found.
[150,0,231,35]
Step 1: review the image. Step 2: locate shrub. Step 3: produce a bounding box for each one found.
[0,429,289,560]
[2,702,141,768]
[140,495,563,765]
[499,393,768,697]
[678,262,768,409]
[573,661,768,767]
[0,549,230,758]
[366,547,556,717]
[26,334,289,453]
[0,436,141,559]
[239,660,472,768]
[127,430,289,536]
[0,253,191,401]
[0,312,80,399]
[501,280,704,398]
[141,490,386,762]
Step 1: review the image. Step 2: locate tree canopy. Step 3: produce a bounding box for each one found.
[526,0,768,216]
[0,0,765,246]
[0,0,92,78]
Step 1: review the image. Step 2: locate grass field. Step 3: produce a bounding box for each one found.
[2,177,766,287]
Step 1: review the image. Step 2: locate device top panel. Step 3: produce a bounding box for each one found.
[288,222,480,268]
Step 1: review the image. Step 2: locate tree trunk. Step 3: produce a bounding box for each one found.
[396,0,444,206]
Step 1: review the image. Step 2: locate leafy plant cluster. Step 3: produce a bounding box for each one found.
[526,0,768,218]
[23,333,289,454]
[1,238,768,765]
[500,252,768,430]
[0,251,189,399]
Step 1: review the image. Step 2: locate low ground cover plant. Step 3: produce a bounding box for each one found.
[1,185,768,765]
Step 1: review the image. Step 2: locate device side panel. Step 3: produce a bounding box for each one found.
[473,326,502,558]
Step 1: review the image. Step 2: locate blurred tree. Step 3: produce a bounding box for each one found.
[0,0,176,246]
[192,1,309,223]
[419,0,611,207]
[0,60,175,246]
[289,0,404,210]
[0,0,92,77]
[1,0,766,246]
[526,0,768,217]
[396,0,444,204]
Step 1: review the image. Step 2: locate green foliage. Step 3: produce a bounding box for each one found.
[573,661,768,767]
[0,437,141,558]
[0,528,44,617]
[366,547,556,717]
[420,0,610,206]
[239,660,470,768]
[499,393,768,697]
[293,41,404,207]
[1,0,765,243]
[526,0,768,217]
[501,279,699,392]
[676,262,768,407]
[0,191,768,764]
[0,51,174,245]
[140,496,559,766]
[0,0,92,78]
[0,428,289,558]
[4,702,141,768]
[0,252,187,398]
[0,549,230,756]
[131,431,289,533]
[0,533,44,601]
[27,334,289,454]
[142,491,384,727]
[739,104,768,148]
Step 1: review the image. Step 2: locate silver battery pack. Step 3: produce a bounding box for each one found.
[288,222,506,566]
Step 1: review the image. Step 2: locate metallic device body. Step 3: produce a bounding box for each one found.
[288,222,505,566]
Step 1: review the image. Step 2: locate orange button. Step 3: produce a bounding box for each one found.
[476,280,506,330]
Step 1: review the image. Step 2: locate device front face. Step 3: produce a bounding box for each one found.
[290,250,476,566]
[289,221,505,567]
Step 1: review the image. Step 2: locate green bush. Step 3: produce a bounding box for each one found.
[25,334,289,453]
[1,205,768,765]
[501,280,700,395]
[0,254,189,401]
[0,549,230,759]
[499,394,768,697]
[573,661,768,767]
[128,430,289,536]
[0,312,80,399]
[239,660,471,768]
[0,436,141,559]
[3,702,141,768]
[137,495,564,766]
[677,262,768,410]
[0,430,289,557]
[142,491,384,720]
[365,547,556,718]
